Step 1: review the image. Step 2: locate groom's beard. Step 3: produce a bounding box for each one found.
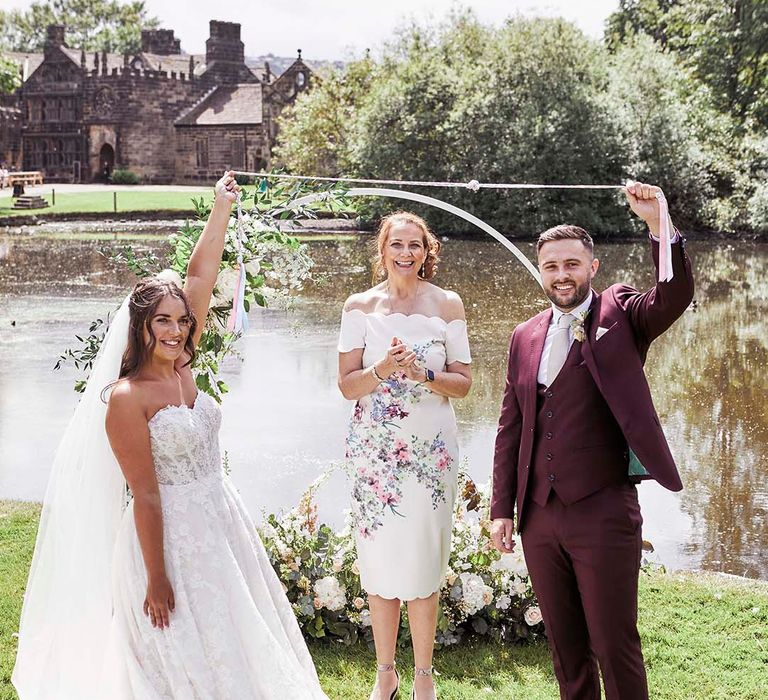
[544,279,591,311]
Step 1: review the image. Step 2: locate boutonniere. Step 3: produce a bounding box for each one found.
[570,310,590,343]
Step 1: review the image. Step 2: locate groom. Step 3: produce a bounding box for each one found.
[490,181,694,700]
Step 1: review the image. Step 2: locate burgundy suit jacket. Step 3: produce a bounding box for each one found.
[491,237,694,529]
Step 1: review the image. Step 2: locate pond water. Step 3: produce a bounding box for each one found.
[1,226,766,579]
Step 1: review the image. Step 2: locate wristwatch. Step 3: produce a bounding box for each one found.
[424,368,435,382]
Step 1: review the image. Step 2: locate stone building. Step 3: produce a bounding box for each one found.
[0,96,21,170]
[1,21,313,183]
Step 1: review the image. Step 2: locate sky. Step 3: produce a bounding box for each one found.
[0,0,620,61]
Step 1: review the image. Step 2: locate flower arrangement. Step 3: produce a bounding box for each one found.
[55,176,350,397]
[258,467,544,647]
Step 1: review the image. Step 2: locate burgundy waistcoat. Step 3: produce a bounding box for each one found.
[528,337,629,509]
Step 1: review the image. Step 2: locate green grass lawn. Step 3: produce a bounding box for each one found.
[1,500,766,699]
[0,190,211,218]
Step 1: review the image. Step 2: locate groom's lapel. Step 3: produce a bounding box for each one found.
[581,293,603,388]
[527,311,551,403]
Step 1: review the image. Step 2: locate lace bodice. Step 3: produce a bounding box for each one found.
[147,392,223,485]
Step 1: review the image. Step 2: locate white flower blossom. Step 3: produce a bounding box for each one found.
[490,545,528,578]
[459,573,493,615]
[496,595,511,610]
[213,267,240,306]
[524,606,543,626]
[314,576,347,611]
[511,579,528,596]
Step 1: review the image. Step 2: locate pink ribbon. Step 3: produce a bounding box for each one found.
[226,191,249,334]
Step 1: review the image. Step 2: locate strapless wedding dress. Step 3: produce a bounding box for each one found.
[104,391,328,699]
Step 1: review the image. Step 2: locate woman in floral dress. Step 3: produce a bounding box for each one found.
[338,212,472,700]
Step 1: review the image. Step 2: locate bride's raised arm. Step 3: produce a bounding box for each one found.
[183,170,239,348]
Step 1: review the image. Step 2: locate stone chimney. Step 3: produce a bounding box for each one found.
[44,24,67,49]
[141,29,181,55]
[205,21,244,64]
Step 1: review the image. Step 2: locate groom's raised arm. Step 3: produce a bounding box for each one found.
[618,182,695,346]
[491,329,523,521]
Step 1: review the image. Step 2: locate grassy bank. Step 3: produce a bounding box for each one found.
[1,500,766,699]
[0,190,210,219]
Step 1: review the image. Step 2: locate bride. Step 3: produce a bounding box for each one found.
[13,173,329,699]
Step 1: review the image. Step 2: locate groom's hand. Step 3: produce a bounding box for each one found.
[625,180,663,236]
[490,518,515,554]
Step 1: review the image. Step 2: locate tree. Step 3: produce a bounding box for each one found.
[605,0,768,127]
[350,13,628,234]
[602,35,721,229]
[0,0,159,54]
[0,56,21,94]
[274,55,377,176]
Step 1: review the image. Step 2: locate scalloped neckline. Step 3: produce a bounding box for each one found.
[148,392,201,425]
[342,308,467,325]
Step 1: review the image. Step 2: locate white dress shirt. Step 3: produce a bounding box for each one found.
[537,291,594,386]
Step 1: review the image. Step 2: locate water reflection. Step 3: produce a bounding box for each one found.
[0,231,765,579]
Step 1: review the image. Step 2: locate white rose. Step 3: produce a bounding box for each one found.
[524,606,543,626]
[214,267,240,304]
[353,597,365,610]
[314,576,347,611]
[245,259,261,276]
[459,573,493,616]
[331,559,344,573]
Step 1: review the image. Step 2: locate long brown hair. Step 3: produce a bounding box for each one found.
[119,278,197,379]
[371,211,442,284]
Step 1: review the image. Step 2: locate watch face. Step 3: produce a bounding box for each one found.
[426,369,435,381]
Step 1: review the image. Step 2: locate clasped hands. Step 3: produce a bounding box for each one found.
[377,336,427,382]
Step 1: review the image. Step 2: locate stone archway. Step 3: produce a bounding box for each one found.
[99,144,115,182]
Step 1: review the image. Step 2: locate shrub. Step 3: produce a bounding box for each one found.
[110,169,140,185]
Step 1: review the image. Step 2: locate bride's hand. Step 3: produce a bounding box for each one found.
[144,574,175,629]
[214,170,239,204]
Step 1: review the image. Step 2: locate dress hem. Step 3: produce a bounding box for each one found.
[363,585,441,602]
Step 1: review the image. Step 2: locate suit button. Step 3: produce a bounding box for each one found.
[546,453,553,460]
[546,391,554,398]
[546,432,553,440]
[530,428,534,433]
[524,464,529,470]
[546,410,553,418]
[548,474,556,482]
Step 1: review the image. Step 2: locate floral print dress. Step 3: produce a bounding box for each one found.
[338,309,471,600]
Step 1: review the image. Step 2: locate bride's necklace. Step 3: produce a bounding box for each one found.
[386,280,421,316]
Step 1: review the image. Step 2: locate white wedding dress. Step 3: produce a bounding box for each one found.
[103,391,328,699]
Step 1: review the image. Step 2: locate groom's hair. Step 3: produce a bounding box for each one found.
[536,224,594,256]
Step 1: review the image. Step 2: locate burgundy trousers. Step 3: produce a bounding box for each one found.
[521,483,648,700]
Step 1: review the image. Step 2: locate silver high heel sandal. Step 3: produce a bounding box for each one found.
[411,666,435,700]
[375,661,399,700]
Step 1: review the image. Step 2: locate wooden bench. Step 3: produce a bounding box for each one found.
[3,171,44,196]
[7,171,44,186]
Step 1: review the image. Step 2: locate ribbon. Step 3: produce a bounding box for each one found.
[226,190,249,334]
[656,190,674,283]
